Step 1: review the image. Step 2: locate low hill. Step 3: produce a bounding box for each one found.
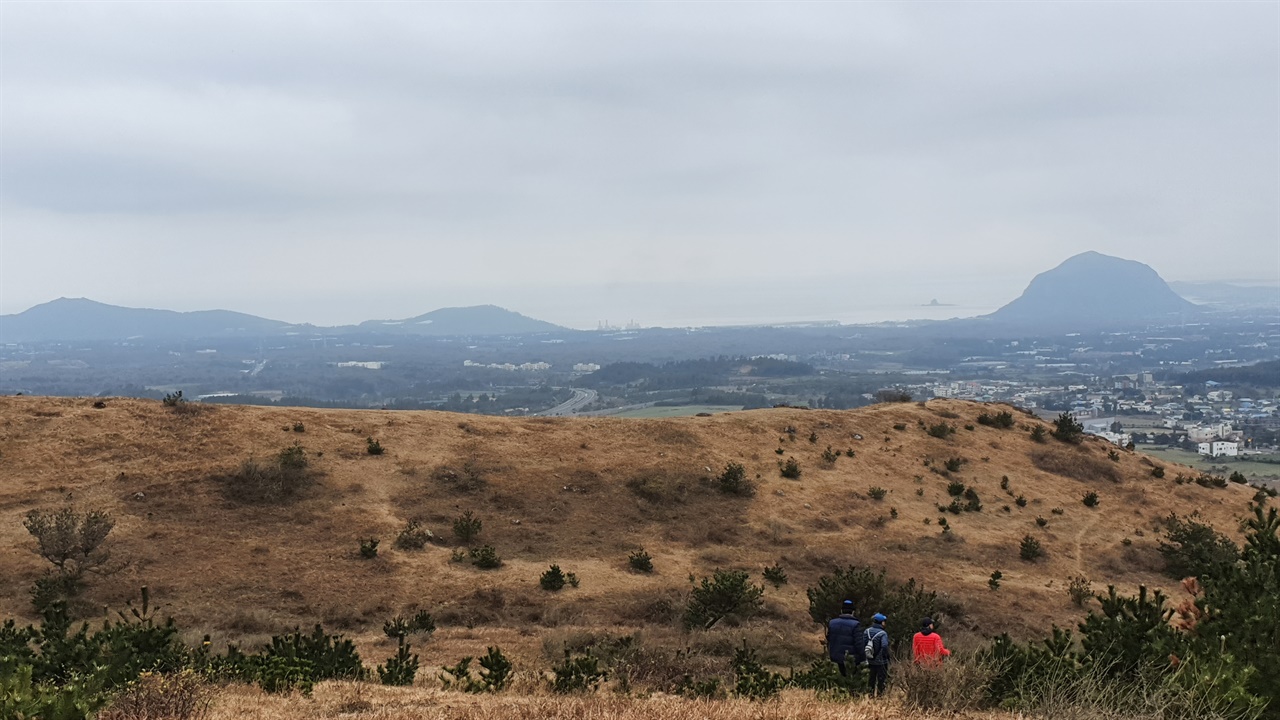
[355,304,566,336]
[0,297,293,343]
[0,397,1256,670]
[987,252,1199,328]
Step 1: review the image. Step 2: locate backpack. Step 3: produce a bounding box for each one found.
[865,627,886,662]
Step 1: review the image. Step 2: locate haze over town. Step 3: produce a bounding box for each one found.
[2,2,1277,328]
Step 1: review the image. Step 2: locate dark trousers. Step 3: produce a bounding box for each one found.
[869,663,888,696]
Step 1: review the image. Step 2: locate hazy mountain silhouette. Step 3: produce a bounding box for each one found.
[355,305,565,336]
[0,298,294,343]
[0,299,567,343]
[986,252,1199,328]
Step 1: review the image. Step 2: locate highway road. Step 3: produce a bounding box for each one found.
[539,388,597,416]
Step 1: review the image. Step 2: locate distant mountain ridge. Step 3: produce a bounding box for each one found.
[986,251,1199,328]
[0,298,567,343]
[355,305,564,336]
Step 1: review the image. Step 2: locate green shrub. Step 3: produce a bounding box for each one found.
[440,647,513,693]
[540,565,568,591]
[821,446,840,463]
[978,411,1016,429]
[947,480,966,496]
[1020,535,1043,561]
[868,486,887,501]
[393,520,432,550]
[550,651,605,694]
[162,391,185,407]
[453,511,482,544]
[1108,450,1120,462]
[717,462,754,496]
[988,570,1002,591]
[1082,491,1100,508]
[731,642,784,700]
[291,422,305,433]
[358,538,379,559]
[963,487,983,512]
[469,545,501,569]
[1229,471,1247,484]
[366,437,384,455]
[684,569,764,629]
[1015,495,1028,508]
[1152,466,1165,478]
[1051,413,1084,444]
[22,507,115,598]
[944,457,964,472]
[779,458,801,479]
[376,638,418,686]
[808,431,818,444]
[1158,513,1239,579]
[383,611,435,640]
[1030,426,1047,443]
[927,422,956,439]
[762,564,788,588]
[225,445,311,503]
[628,549,653,573]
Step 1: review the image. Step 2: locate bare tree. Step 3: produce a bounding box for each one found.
[23,507,116,589]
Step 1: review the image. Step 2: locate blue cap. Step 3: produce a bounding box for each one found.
[873,613,887,622]
[842,600,854,610]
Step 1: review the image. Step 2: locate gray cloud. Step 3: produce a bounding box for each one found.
[2,2,1276,327]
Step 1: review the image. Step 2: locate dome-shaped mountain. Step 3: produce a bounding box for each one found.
[988,252,1199,328]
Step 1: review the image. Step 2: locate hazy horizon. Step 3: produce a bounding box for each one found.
[3,3,1277,329]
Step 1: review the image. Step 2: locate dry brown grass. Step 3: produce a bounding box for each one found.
[207,683,1011,719]
[0,396,1256,671]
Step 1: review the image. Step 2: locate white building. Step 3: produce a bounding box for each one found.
[1197,441,1239,457]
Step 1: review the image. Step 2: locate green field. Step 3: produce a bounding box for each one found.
[1140,446,1280,481]
[608,404,743,419]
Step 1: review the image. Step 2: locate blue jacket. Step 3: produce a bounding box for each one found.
[865,623,890,665]
[826,614,865,663]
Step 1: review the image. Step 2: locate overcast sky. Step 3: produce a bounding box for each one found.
[2,2,1276,328]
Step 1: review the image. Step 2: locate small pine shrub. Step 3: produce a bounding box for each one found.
[808,431,818,443]
[1000,476,1010,491]
[893,423,907,431]
[780,458,802,479]
[1035,516,1048,527]
[821,446,839,463]
[774,447,784,455]
[978,411,1015,429]
[1067,575,1092,607]
[762,563,788,587]
[162,390,185,407]
[377,638,418,686]
[1051,507,1064,515]
[359,538,379,559]
[947,480,966,496]
[927,422,956,439]
[868,486,887,501]
[890,507,899,519]
[292,422,305,432]
[366,438,384,455]
[845,448,855,457]
[1019,535,1043,561]
[440,648,512,693]
[1082,491,1100,508]
[717,462,754,496]
[1152,466,1165,478]
[1030,426,1047,443]
[383,611,435,639]
[540,564,568,591]
[1015,495,1028,508]
[393,520,432,550]
[1051,412,1084,444]
[944,457,964,472]
[916,488,924,496]
[988,570,1003,591]
[469,545,501,569]
[731,642,785,700]
[1229,471,1246,484]
[684,569,764,629]
[1108,450,1120,462]
[551,651,606,694]
[628,549,654,573]
[963,487,982,512]
[453,511,482,544]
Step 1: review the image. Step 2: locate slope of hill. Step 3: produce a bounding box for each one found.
[355,304,567,336]
[987,252,1199,328]
[0,297,294,343]
[0,397,1256,670]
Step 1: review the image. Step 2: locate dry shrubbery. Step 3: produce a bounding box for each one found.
[223,445,312,503]
[1030,448,1119,484]
[99,670,212,720]
[893,656,993,712]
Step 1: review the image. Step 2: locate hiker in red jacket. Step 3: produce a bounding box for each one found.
[912,617,951,666]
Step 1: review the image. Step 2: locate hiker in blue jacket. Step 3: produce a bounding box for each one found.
[825,600,865,678]
[865,612,891,696]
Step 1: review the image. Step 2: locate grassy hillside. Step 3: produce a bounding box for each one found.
[0,396,1257,671]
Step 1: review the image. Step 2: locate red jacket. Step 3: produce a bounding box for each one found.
[912,630,950,665]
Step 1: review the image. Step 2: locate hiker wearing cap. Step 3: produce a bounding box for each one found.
[825,600,866,678]
[864,613,891,696]
[912,617,951,666]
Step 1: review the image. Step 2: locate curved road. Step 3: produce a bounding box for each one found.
[539,388,597,416]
